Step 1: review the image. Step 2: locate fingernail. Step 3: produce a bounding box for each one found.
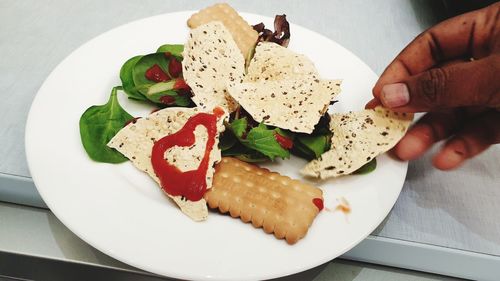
[381,83,410,108]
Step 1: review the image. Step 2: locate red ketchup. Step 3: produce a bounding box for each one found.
[169,58,182,78]
[145,64,170,82]
[173,79,190,91]
[312,198,324,211]
[159,96,176,105]
[151,110,221,201]
[274,133,293,149]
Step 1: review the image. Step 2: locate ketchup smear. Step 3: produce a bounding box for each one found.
[312,198,324,211]
[169,58,182,78]
[145,64,170,82]
[274,133,293,149]
[151,110,222,201]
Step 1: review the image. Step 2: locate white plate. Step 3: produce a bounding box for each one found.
[25,11,407,281]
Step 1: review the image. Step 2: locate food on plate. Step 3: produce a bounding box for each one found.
[107,107,226,221]
[205,157,323,244]
[245,42,317,82]
[301,107,413,179]
[79,86,133,164]
[228,79,341,134]
[187,3,258,63]
[253,15,290,47]
[119,44,191,107]
[183,22,245,113]
[77,3,413,241]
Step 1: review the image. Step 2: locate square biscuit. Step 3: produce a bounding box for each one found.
[205,157,323,244]
[187,3,258,62]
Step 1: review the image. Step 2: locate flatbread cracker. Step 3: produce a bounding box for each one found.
[183,21,245,113]
[205,157,322,244]
[228,79,341,133]
[301,107,413,179]
[245,42,318,82]
[187,3,258,62]
[107,107,226,221]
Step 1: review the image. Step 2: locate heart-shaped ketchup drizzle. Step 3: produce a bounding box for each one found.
[151,109,224,201]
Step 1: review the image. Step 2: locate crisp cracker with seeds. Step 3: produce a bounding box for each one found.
[187,3,258,63]
[183,21,245,113]
[245,42,318,82]
[205,157,323,244]
[107,107,226,221]
[228,79,341,133]
[301,107,413,179]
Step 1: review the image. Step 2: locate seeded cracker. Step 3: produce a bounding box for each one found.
[187,3,258,63]
[245,42,318,82]
[301,107,413,179]
[107,107,226,221]
[205,157,323,244]
[183,22,245,113]
[228,79,341,134]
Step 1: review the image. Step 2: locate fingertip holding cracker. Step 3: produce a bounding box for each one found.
[187,3,258,63]
[205,157,323,244]
[301,107,413,179]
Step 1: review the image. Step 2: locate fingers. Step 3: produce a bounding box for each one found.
[371,3,499,101]
[433,110,500,170]
[394,110,464,160]
[379,55,500,112]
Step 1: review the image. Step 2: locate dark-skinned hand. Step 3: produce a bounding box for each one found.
[366,3,500,170]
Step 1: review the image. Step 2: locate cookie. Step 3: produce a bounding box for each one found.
[205,157,323,244]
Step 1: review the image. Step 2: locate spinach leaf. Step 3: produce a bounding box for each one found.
[294,133,331,159]
[242,123,290,160]
[79,87,132,163]
[222,142,268,162]
[230,117,248,138]
[119,55,146,101]
[132,53,170,95]
[156,44,184,58]
[353,158,377,174]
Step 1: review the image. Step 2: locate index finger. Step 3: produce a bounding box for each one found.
[371,3,499,101]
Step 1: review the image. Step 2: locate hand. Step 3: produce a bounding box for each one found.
[367,3,500,170]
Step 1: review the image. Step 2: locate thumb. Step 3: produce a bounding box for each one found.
[379,55,500,112]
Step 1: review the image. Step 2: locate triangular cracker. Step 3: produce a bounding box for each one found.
[107,107,225,221]
[245,42,318,82]
[183,22,245,113]
[301,107,413,179]
[228,79,341,133]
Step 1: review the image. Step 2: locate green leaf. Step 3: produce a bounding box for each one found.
[219,130,238,151]
[79,87,132,163]
[222,142,268,162]
[242,123,290,160]
[353,158,377,174]
[156,44,184,58]
[295,134,331,159]
[132,53,170,95]
[119,55,146,101]
[230,117,248,138]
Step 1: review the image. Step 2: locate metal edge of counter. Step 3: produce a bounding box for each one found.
[1,174,498,280]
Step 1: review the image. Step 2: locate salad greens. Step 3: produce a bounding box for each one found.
[353,158,377,174]
[80,38,376,174]
[120,56,146,101]
[79,87,133,163]
[119,44,190,107]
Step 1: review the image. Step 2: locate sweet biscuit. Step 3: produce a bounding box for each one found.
[187,3,258,62]
[205,157,323,244]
